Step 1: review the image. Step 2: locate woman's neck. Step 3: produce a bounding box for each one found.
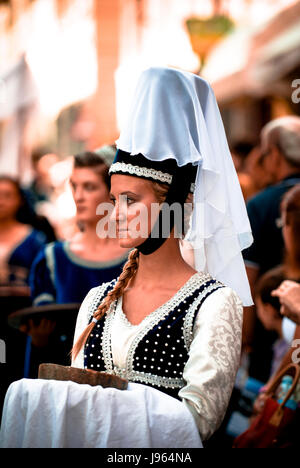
[0,218,20,233]
[78,218,121,244]
[72,225,114,248]
[70,220,127,260]
[133,237,195,288]
[79,221,103,241]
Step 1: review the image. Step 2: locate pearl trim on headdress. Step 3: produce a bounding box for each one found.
[109,162,195,193]
[109,162,173,184]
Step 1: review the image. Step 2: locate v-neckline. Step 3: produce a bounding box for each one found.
[116,272,202,328]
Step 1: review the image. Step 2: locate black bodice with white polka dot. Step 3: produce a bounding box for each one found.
[84,276,224,400]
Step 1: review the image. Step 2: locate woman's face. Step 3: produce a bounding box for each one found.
[0,180,22,221]
[110,174,161,249]
[70,167,110,224]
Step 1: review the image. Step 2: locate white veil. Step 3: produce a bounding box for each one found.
[116,67,253,306]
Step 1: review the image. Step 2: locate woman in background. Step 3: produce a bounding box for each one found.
[30,151,128,306]
[252,184,300,420]
[0,176,48,399]
[269,184,300,370]
[254,184,300,371]
[0,176,47,294]
[22,152,128,377]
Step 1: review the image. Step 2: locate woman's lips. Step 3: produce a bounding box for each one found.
[76,206,88,212]
[116,228,129,236]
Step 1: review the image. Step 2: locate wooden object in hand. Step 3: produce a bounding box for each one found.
[38,363,128,390]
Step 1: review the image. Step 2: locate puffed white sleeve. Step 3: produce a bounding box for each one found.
[178,287,243,441]
[71,287,99,369]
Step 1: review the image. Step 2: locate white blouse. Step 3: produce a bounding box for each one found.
[72,275,243,441]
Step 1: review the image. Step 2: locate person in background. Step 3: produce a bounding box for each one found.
[244,146,273,194]
[242,117,300,382]
[0,176,47,292]
[269,184,300,364]
[272,280,300,326]
[94,144,117,167]
[0,176,48,404]
[230,141,257,201]
[23,152,129,377]
[230,141,254,174]
[228,185,300,445]
[255,267,290,377]
[251,184,300,420]
[22,147,58,243]
[267,184,300,371]
[25,149,59,209]
[244,117,300,280]
[30,151,129,306]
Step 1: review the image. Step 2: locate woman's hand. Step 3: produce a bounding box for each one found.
[272,281,300,325]
[20,318,56,348]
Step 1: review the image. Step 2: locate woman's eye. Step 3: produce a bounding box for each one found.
[126,197,135,205]
[109,195,136,205]
[85,184,97,191]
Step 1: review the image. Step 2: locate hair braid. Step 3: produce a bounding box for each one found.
[71,248,139,361]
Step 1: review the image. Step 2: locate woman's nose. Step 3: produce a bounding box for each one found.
[110,204,118,222]
[111,202,127,223]
[73,186,85,202]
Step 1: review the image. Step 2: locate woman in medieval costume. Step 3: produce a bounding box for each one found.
[71,67,253,443]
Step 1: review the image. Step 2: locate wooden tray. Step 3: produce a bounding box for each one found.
[38,363,128,390]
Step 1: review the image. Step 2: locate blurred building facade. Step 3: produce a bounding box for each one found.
[0,0,299,179]
[202,1,300,145]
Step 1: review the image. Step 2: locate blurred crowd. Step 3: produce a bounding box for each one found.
[0,144,129,411]
[0,114,300,446]
[222,115,300,446]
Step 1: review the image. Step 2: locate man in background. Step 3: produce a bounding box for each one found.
[243,116,300,381]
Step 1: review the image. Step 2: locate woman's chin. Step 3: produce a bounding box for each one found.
[117,235,143,250]
[76,215,95,224]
